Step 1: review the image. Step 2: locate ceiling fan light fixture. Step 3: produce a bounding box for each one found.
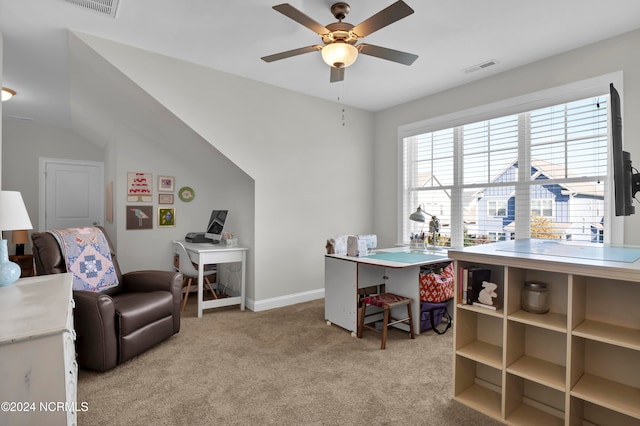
[1,87,17,102]
[322,43,358,68]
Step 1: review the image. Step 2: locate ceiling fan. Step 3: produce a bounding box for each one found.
[261,1,418,83]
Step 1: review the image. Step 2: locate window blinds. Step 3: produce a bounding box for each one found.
[402,94,608,246]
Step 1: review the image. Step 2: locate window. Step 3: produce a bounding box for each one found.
[401,91,609,247]
[488,200,508,217]
[531,199,553,217]
[488,232,507,242]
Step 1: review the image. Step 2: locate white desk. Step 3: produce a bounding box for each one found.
[175,240,248,318]
[325,247,450,335]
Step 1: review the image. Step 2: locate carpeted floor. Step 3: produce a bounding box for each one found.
[77,298,501,425]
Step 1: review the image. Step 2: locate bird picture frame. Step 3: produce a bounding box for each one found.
[126,205,153,230]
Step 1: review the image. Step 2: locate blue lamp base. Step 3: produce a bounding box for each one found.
[0,239,21,287]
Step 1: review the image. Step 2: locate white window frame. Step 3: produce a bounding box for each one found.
[397,72,624,247]
[488,199,508,217]
[531,199,553,218]
[488,231,507,242]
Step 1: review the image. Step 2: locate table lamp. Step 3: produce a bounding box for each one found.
[0,191,33,286]
[409,204,440,250]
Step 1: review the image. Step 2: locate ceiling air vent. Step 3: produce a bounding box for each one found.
[463,59,498,74]
[64,0,120,18]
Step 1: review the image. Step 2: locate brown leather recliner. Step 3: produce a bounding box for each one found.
[31,228,182,372]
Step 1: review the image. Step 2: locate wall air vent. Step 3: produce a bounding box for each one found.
[463,59,498,74]
[64,0,120,18]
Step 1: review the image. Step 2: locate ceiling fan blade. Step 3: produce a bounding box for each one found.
[261,45,323,63]
[272,4,330,35]
[351,0,414,38]
[330,66,345,83]
[357,43,418,65]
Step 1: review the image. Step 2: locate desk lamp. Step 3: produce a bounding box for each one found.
[0,191,33,286]
[409,204,440,250]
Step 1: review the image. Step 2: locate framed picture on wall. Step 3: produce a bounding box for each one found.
[158,194,174,204]
[158,175,175,192]
[158,207,176,227]
[126,205,153,230]
[178,186,195,202]
[127,172,153,202]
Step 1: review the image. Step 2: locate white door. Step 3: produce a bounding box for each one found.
[39,158,105,231]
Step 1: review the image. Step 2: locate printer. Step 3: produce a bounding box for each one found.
[185,232,213,243]
[347,234,377,257]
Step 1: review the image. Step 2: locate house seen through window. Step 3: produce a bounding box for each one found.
[402,93,608,247]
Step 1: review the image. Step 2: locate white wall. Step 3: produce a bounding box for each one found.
[69,32,375,309]
[1,32,3,189]
[1,119,104,253]
[374,28,640,246]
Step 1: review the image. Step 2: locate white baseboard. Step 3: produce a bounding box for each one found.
[247,288,325,312]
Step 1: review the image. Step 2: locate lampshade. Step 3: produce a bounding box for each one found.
[0,191,31,286]
[409,206,427,222]
[321,42,358,68]
[11,230,29,245]
[1,87,16,102]
[0,191,33,235]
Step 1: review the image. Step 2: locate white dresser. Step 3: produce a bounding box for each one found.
[0,273,77,426]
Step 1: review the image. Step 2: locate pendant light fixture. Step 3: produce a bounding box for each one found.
[1,87,17,102]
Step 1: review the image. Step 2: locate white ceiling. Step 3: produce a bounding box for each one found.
[3,0,640,128]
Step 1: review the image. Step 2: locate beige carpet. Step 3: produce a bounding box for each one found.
[77,299,501,425]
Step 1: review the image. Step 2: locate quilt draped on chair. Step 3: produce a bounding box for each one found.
[49,227,119,292]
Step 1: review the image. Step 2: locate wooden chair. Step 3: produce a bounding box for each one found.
[357,293,415,349]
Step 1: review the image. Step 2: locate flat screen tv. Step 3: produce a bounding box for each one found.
[205,210,228,243]
[610,83,638,216]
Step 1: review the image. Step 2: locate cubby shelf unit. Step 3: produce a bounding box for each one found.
[448,239,640,426]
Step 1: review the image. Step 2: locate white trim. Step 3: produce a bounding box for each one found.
[398,72,623,138]
[247,288,325,312]
[397,72,625,245]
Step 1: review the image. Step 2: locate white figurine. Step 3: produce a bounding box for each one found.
[478,281,498,306]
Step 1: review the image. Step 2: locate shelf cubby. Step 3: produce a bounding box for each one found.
[504,374,565,426]
[506,268,568,332]
[505,321,566,391]
[572,275,640,350]
[453,356,502,421]
[455,308,503,369]
[571,374,640,421]
[455,260,505,308]
[570,338,640,421]
[570,397,640,426]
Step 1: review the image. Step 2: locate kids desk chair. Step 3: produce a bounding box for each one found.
[173,241,218,312]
